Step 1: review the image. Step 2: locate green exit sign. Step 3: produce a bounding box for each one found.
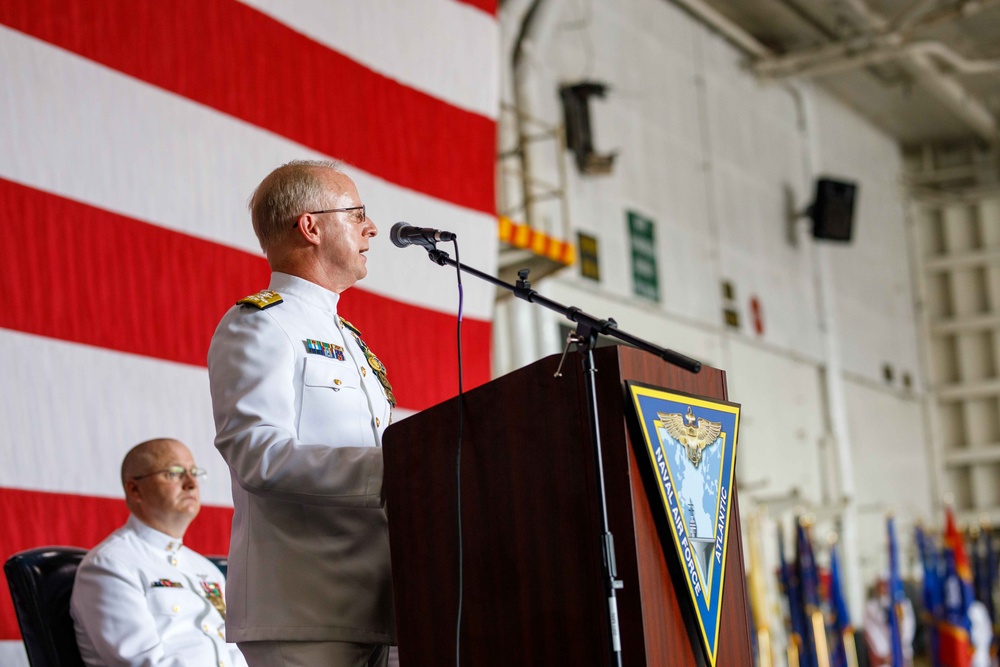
[627,211,659,302]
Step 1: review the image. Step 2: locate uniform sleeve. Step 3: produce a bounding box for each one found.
[208,307,383,508]
[70,555,188,667]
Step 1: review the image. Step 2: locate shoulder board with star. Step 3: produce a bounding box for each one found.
[237,290,283,310]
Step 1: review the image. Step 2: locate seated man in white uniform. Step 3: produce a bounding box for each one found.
[70,438,247,667]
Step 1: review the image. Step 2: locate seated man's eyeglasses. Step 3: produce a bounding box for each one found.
[132,466,208,482]
[292,205,365,228]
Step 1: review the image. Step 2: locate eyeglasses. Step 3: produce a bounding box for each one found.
[292,205,366,228]
[133,466,207,482]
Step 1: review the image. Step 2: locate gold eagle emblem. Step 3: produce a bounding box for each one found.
[658,406,722,468]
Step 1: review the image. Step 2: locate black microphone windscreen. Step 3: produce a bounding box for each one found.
[390,222,412,248]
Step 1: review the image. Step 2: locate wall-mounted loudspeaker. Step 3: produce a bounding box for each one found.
[559,81,616,175]
[809,177,857,242]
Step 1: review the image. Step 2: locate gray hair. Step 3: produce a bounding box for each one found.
[248,159,343,252]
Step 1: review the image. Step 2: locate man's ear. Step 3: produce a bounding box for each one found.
[293,213,323,246]
[124,479,142,505]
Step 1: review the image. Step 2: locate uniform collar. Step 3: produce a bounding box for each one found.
[269,272,341,315]
[127,514,184,554]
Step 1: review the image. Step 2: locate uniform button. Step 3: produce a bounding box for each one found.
[172,605,180,613]
[219,662,226,667]
[361,367,367,377]
[334,378,342,386]
[376,418,381,427]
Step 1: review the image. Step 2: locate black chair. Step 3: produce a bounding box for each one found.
[4,546,87,667]
[207,555,228,579]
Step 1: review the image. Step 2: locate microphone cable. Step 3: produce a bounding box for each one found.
[450,238,465,667]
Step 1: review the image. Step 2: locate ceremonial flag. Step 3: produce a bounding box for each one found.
[939,508,973,667]
[971,524,997,631]
[779,524,806,667]
[887,515,908,667]
[916,523,942,666]
[829,540,858,667]
[796,520,829,667]
[748,512,774,667]
[0,1,499,662]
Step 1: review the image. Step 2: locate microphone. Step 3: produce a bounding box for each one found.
[390,222,456,249]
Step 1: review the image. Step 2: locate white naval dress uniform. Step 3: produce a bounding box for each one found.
[70,514,247,667]
[207,272,394,646]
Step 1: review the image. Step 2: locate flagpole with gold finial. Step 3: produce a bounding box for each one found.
[747,509,774,667]
[810,607,831,667]
[787,640,800,667]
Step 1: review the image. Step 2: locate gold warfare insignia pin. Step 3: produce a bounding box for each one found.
[201,581,226,619]
[237,290,283,310]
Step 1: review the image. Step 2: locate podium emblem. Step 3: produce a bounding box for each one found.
[627,383,741,667]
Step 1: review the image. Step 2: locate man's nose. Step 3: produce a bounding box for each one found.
[364,215,377,237]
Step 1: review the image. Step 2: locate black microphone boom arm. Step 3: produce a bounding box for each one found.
[422,248,701,373]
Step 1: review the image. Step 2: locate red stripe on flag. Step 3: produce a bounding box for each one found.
[0,0,496,214]
[0,487,234,640]
[453,0,498,15]
[0,178,490,410]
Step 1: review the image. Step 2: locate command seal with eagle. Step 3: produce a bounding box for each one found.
[658,406,722,468]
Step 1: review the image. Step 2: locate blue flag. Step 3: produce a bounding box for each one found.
[887,516,907,667]
[796,521,820,667]
[915,523,942,667]
[828,542,853,667]
[778,524,806,662]
[972,526,996,624]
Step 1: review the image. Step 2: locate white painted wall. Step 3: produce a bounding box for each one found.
[497,0,934,627]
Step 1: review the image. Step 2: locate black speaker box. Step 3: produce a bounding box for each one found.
[810,177,857,242]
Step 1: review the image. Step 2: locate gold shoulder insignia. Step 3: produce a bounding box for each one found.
[237,290,283,310]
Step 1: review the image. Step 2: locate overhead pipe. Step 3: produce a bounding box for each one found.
[668,0,771,58]
[755,39,1000,81]
[751,0,1000,143]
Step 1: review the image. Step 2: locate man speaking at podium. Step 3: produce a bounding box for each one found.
[208,160,396,667]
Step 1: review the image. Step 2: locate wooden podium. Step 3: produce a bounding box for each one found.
[383,345,752,666]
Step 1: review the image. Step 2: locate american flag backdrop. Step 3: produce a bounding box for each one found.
[0,0,498,656]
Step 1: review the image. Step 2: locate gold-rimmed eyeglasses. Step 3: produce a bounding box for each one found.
[133,466,207,482]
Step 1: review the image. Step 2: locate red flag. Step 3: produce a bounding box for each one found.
[939,507,973,667]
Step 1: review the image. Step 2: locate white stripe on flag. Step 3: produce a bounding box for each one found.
[0,642,27,667]
[0,330,229,505]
